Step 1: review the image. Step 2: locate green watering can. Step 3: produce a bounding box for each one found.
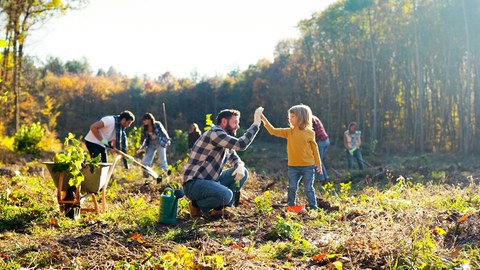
[159,187,184,224]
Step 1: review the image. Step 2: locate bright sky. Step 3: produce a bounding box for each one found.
[27,0,336,79]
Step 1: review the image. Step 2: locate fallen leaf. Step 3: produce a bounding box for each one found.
[129,233,144,243]
[431,226,446,235]
[229,241,243,249]
[311,253,327,261]
[370,242,379,254]
[49,218,57,226]
[458,214,469,223]
[446,245,462,260]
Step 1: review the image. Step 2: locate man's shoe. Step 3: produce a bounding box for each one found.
[208,208,234,219]
[188,201,202,218]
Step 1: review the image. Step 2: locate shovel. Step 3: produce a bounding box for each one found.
[109,147,160,180]
[233,180,240,207]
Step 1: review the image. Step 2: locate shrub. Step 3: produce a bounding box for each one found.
[13,122,45,154]
[127,126,142,152]
[173,129,188,155]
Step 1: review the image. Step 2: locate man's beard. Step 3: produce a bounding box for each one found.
[225,124,236,136]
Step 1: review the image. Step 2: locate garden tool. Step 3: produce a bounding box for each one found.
[174,188,185,199]
[234,180,240,207]
[168,188,185,220]
[108,147,160,181]
[159,187,182,224]
[64,186,80,219]
[231,164,244,207]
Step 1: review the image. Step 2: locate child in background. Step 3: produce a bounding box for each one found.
[261,104,322,209]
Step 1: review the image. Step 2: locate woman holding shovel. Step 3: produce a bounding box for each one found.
[139,113,171,174]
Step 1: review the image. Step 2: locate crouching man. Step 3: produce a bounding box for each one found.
[182,107,263,219]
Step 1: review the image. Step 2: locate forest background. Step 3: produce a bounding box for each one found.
[2,1,480,268]
[1,0,480,156]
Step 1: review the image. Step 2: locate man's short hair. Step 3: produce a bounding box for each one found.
[120,110,135,122]
[216,109,240,125]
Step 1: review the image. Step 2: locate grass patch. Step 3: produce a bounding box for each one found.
[1,147,480,268]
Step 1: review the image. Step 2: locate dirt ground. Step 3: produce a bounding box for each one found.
[1,144,480,269]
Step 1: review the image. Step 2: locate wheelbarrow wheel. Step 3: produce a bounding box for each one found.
[64,186,80,219]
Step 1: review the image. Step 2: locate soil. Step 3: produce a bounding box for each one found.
[1,145,480,269]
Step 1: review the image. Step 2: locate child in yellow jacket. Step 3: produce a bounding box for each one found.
[261,104,322,209]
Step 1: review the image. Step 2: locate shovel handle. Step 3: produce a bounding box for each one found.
[107,147,159,179]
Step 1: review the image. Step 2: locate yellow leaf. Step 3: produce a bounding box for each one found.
[432,226,446,235]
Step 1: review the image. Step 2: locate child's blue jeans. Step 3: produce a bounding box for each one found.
[287,165,317,208]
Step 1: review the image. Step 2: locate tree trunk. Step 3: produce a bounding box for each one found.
[13,29,19,133]
[461,0,472,155]
[412,0,425,153]
[367,7,378,144]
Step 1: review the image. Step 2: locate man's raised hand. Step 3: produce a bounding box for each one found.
[254,106,264,125]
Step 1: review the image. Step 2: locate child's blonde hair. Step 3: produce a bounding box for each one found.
[288,104,312,130]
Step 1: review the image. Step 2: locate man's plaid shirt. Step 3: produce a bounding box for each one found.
[182,123,260,184]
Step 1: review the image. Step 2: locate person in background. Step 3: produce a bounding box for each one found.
[343,122,365,170]
[261,104,322,210]
[183,107,264,219]
[312,115,329,181]
[84,110,135,168]
[188,123,202,150]
[139,113,171,173]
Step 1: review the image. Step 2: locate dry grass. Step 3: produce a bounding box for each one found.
[1,145,480,269]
